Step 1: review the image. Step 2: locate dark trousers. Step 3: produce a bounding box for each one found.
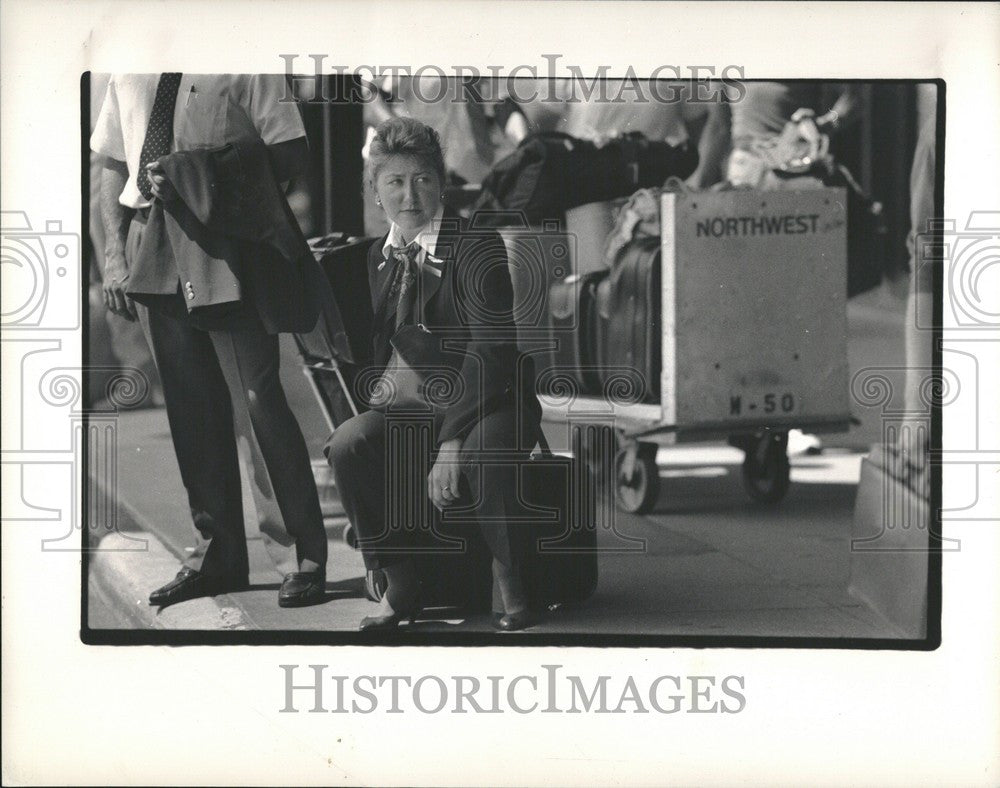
[325,407,535,576]
[128,221,326,580]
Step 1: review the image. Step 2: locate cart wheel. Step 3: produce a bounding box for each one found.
[741,432,791,504]
[343,522,358,549]
[615,441,660,514]
[365,569,387,602]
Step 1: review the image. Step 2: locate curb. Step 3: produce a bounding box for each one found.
[87,479,252,631]
[88,531,252,630]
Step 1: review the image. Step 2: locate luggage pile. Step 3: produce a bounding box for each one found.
[474,130,697,225]
[505,123,885,406]
[473,130,699,406]
[539,179,688,405]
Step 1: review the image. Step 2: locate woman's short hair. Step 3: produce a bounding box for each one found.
[368,116,446,186]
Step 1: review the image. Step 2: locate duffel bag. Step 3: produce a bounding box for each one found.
[474,131,697,225]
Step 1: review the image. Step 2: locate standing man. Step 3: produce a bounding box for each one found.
[92,74,327,608]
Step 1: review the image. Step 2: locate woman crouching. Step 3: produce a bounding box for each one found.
[325,116,542,631]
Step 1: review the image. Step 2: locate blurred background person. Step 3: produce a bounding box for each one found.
[88,73,162,409]
[688,81,859,189]
[560,77,699,149]
[898,84,938,468]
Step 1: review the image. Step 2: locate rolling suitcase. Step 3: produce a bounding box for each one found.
[547,271,608,394]
[295,234,377,425]
[565,198,624,276]
[307,233,375,368]
[603,236,661,403]
[518,432,599,606]
[365,432,599,613]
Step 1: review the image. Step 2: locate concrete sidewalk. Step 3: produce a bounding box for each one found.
[87,407,899,638]
[86,284,909,638]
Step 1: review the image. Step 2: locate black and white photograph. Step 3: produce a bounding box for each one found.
[2,2,998,785]
[81,72,943,645]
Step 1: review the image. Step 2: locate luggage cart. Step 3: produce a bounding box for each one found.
[542,187,854,514]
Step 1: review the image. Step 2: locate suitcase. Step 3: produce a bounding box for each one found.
[366,433,599,612]
[547,271,608,394]
[294,234,376,427]
[603,236,661,403]
[564,199,624,277]
[594,276,612,373]
[518,433,599,606]
[308,233,376,368]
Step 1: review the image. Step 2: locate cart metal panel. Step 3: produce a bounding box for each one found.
[661,187,851,435]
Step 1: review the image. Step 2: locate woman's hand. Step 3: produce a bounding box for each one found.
[428,438,462,511]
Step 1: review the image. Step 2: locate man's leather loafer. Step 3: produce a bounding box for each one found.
[278,571,326,608]
[148,567,248,607]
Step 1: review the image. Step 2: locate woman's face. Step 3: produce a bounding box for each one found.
[374,154,443,238]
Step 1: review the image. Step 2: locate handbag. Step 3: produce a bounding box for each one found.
[366,323,464,413]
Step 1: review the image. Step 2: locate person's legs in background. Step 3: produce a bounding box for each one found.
[899,88,938,463]
[88,151,161,409]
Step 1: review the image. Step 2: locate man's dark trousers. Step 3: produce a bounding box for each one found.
[128,212,327,580]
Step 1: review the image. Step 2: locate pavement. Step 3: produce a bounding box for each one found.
[86,281,912,638]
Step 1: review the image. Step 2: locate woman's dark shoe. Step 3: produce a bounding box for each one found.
[359,598,422,631]
[494,609,536,632]
[492,559,533,631]
[360,561,421,630]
